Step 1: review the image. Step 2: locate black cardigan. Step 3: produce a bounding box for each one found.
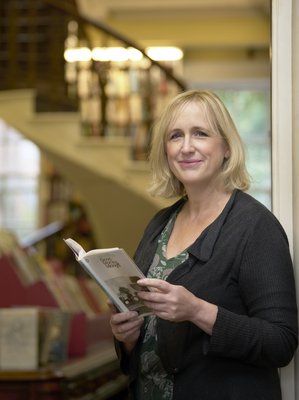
[116,190,298,400]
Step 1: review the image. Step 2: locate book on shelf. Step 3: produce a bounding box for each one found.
[64,238,151,316]
[0,307,71,370]
[39,308,70,366]
[0,308,40,370]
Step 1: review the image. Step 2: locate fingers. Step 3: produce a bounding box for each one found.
[110,311,144,343]
[137,280,197,323]
[137,289,163,305]
[138,278,171,293]
[137,278,174,304]
[110,310,139,324]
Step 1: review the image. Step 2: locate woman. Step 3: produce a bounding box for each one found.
[109,90,298,399]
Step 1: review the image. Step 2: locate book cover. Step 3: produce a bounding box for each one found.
[0,308,39,370]
[39,308,70,366]
[64,238,151,316]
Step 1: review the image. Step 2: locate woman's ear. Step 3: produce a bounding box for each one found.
[224,147,230,159]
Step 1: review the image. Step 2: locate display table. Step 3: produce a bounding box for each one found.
[0,341,128,400]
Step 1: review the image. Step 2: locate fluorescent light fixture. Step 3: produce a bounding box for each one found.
[146,47,183,61]
[92,47,128,62]
[103,47,128,61]
[92,47,143,62]
[64,47,92,62]
[91,47,111,62]
[65,46,183,63]
[127,47,143,61]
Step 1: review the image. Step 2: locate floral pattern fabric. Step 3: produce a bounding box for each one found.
[136,211,189,400]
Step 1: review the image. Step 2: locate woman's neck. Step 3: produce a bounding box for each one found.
[166,187,233,259]
[183,186,232,221]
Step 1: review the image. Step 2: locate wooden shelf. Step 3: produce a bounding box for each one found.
[0,343,128,400]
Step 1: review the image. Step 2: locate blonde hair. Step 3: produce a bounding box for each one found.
[148,89,251,198]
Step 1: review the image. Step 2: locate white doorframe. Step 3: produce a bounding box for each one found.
[271,0,295,399]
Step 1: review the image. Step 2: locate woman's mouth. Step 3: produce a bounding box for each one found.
[179,159,202,167]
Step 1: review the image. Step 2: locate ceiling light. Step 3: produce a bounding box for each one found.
[65,46,183,63]
[146,47,183,61]
[64,47,92,62]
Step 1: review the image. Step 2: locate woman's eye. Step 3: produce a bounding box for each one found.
[194,130,208,137]
[168,131,182,140]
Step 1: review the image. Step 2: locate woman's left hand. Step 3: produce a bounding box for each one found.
[137,278,218,335]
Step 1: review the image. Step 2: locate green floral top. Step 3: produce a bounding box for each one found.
[135,211,189,400]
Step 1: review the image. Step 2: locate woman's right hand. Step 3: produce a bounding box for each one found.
[108,301,144,353]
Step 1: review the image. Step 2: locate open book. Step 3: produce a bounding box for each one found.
[64,238,151,316]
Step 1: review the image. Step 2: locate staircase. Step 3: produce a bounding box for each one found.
[0,89,171,255]
[0,0,181,255]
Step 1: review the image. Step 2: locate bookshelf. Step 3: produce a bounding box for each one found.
[0,230,127,399]
[0,343,128,400]
[0,232,112,356]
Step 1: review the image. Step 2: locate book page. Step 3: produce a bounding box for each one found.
[83,249,151,315]
[64,238,151,315]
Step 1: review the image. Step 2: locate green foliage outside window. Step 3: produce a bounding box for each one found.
[217,90,271,209]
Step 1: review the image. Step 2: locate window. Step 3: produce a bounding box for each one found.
[0,120,40,240]
[216,90,271,209]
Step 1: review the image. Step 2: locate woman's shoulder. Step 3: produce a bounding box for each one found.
[233,190,287,234]
[235,190,272,215]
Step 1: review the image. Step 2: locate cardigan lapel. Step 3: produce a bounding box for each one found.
[188,190,238,262]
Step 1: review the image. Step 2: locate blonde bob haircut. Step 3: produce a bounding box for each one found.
[148,89,251,198]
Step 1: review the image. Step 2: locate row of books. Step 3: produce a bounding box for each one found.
[0,230,109,318]
[42,252,110,317]
[0,229,115,361]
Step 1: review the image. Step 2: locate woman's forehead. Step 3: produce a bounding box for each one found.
[168,101,211,128]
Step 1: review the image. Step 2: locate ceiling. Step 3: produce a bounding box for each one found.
[77,0,270,49]
[78,0,270,19]
[75,0,270,85]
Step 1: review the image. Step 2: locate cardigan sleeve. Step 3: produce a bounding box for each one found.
[204,213,298,368]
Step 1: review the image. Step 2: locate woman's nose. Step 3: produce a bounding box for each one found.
[181,137,194,152]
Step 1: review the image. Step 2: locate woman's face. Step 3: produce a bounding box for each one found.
[165,101,229,189]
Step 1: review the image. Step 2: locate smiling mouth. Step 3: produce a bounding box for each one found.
[179,159,202,166]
